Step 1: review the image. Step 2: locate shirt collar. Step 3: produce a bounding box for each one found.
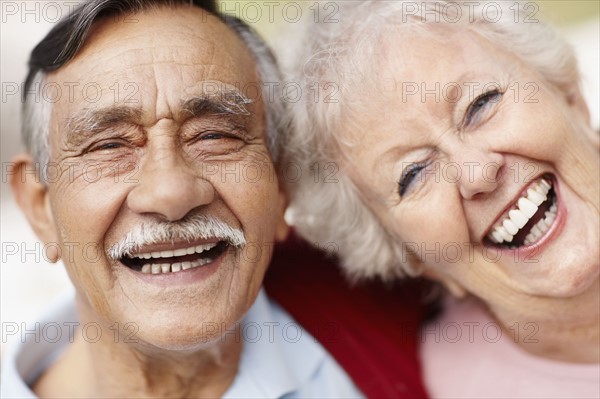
[1,288,77,399]
[223,289,326,398]
[1,288,326,399]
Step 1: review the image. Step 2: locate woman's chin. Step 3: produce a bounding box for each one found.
[520,209,598,298]
[534,252,599,298]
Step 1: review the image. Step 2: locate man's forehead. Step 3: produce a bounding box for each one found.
[46,6,262,126]
[87,5,232,47]
[53,6,252,82]
[84,44,217,74]
[63,85,254,136]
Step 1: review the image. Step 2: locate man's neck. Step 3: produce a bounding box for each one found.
[33,320,242,398]
[491,277,600,363]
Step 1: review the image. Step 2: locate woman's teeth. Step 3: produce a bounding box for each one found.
[523,203,557,245]
[487,178,556,247]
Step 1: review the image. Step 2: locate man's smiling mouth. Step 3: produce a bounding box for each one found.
[120,241,229,274]
[107,214,246,276]
[485,175,558,249]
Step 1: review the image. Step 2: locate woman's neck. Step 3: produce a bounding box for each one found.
[490,277,599,363]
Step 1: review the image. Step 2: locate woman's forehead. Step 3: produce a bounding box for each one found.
[376,27,499,80]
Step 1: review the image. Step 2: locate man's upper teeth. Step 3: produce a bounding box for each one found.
[133,243,217,260]
[487,178,555,245]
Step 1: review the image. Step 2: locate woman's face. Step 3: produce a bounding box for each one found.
[341,28,599,308]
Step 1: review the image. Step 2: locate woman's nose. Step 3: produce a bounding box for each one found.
[454,148,504,200]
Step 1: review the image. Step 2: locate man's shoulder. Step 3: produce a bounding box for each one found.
[223,289,364,398]
[1,289,77,399]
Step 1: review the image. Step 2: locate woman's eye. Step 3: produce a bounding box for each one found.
[398,162,428,197]
[464,89,502,126]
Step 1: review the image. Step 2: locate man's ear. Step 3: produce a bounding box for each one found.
[274,179,290,242]
[10,153,59,259]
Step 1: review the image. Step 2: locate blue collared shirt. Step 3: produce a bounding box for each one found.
[1,289,363,398]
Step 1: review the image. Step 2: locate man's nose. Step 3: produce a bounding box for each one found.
[126,149,215,221]
[453,147,504,200]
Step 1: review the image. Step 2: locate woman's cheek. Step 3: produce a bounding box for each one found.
[393,193,468,259]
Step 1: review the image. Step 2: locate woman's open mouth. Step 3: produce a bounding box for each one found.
[485,175,558,249]
[119,241,229,274]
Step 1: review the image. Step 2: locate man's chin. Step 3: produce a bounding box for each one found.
[121,320,240,353]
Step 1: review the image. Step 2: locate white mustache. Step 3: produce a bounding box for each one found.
[107,215,246,261]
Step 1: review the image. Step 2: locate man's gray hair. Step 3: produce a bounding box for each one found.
[282,0,581,280]
[22,0,287,182]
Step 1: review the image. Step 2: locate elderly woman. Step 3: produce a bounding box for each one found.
[281,1,599,397]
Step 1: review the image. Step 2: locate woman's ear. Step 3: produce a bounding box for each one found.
[10,153,59,261]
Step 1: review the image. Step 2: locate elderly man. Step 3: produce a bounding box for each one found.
[2,1,367,397]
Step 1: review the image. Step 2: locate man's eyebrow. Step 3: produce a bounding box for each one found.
[65,106,142,146]
[64,90,252,146]
[180,89,253,119]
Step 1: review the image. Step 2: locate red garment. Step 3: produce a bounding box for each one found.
[264,234,431,399]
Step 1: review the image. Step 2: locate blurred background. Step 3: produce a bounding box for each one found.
[1,0,598,358]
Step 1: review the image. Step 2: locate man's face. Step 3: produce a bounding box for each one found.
[40,7,288,349]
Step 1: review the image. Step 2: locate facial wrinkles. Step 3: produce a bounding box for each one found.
[329,24,600,347]
[562,151,600,243]
[63,38,238,125]
[341,112,416,200]
[19,18,287,394]
[150,58,186,123]
[347,60,484,208]
[560,113,600,212]
[510,79,599,214]
[145,119,180,157]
